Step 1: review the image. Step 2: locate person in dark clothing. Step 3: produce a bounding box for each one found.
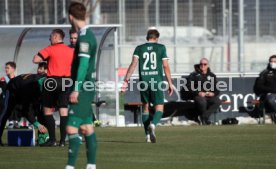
[0,81,6,115]
[0,62,18,128]
[186,58,221,125]
[68,28,78,48]
[0,63,48,146]
[254,55,276,119]
[0,61,16,90]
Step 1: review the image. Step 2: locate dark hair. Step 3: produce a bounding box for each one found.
[69,28,77,34]
[52,29,65,39]
[68,2,86,21]
[38,62,48,70]
[5,61,16,69]
[269,55,276,62]
[146,29,160,40]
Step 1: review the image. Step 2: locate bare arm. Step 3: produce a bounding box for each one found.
[124,56,138,81]
[163,59,173,96]
[121,56,138,92]
[33,55,43,64]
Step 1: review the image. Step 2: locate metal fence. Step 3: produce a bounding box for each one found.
[1,0,276,73]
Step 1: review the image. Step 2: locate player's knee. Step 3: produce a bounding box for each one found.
[155,104,164,112]
[66,126,78,134]
[44,108,54,115]
[80,125,94,136]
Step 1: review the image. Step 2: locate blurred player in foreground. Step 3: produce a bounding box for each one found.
[66,2,97,169]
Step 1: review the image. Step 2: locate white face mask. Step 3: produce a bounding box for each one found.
[270,62,276,69]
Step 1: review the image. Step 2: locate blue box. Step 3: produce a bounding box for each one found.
[7,128,35,146]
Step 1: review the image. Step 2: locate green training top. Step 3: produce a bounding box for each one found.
[133,42,168,83]
[71,26,97,92]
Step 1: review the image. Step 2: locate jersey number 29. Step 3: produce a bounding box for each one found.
[143,52,157,70]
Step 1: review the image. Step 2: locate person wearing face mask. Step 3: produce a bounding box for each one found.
[254,55,276,120]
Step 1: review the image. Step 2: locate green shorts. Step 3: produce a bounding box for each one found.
[68,91,95,128]
[67,115,93,128]
[140,83,164,105]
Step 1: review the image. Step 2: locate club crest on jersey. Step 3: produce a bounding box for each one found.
[147,46,153,50]
[69,109,75,115]
[80,42,89,53]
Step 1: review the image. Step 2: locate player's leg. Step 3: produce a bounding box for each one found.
[147,104,164,143]
[65,120,81,169]
[152,104,164,126]
[79,91,97,169]
[41,83,57,146]
[140,89,151,142]
[7,92,19,128]
[42,107,56,146]
[142,103,151,142]
[21,102,35,124]
[148,89,165,143]
[59,107,68,146]
[151,88,165,126]
[66,91,96,169]
[35,103,45,126]
[80,123,97,169]
[58,80,69,146]
[0,91,15,145]
[7,110,19,128]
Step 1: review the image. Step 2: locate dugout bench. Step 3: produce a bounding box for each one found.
[124,101,195,125]
[248,99,276,124]
[124,100,230,125]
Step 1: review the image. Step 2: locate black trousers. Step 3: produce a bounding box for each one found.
[194,96,221,119]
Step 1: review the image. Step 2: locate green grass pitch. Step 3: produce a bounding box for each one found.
[0,125,276,169]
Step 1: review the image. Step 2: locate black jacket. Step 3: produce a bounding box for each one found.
[0,81,6,99]
[6,73,45,124]
[185,64,220,98]
[8,73,45,103]
[254,64,276,95]
[0,76,9,99]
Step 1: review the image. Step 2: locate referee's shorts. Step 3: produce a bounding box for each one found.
[42,76,70,108]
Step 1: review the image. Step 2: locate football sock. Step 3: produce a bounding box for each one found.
[60,116,68,142]
[44,115,56,142]
[152,111,163,126]
[85,133,97,165]
[142,112,150,135]
[67,134,81,166]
